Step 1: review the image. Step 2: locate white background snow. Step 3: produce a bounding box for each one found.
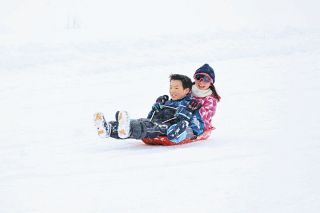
[1,0,320,212]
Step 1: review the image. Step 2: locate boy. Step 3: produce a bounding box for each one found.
[94,74,204,143]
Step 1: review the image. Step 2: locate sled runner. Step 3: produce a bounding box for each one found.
[142,129,213,146]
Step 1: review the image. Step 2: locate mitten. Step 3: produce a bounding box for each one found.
[187,99,202,111]
[152,95,169,111]
[156,95,169,104]
[152,103,162,111]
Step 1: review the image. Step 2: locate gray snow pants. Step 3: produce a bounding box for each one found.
[129,118,168,139]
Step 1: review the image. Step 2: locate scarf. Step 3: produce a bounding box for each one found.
[192,85,213,98]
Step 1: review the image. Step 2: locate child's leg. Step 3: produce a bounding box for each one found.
[109,121,120,139]
[167,120,191,143]
[116,111,168,140]
[130,118,168,139]
[93,112,120,139]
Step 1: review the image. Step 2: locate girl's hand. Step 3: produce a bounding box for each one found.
[187,99,202,111]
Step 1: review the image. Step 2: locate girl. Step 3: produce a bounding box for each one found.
[192,64,221,131]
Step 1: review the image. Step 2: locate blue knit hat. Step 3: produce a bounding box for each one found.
[194,64,215,84]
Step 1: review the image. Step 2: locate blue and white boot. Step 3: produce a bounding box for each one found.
[116,111,131,139]
[93,112,111,138]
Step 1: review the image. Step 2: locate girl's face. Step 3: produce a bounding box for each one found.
[169,80,190,100]
[195,79,211,90]
[194,73,213,90]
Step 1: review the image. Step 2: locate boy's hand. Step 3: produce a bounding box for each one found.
[152,95,169,111]
[152,103,162,111]
[187,99,202,111]
[156,95,169,104]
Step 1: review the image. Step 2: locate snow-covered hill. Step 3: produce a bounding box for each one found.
[1,0,320,212]
[0,28,319,212]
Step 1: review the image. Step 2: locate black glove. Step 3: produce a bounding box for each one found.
[152,103,161,111]
[187,99,202,111]
[156,95,169,104]
[152,95,169,111]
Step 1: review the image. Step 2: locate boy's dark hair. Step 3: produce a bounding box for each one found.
[170,74,192,90]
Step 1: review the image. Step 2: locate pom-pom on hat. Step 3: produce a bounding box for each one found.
[194,64,215,84]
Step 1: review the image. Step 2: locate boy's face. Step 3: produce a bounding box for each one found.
[169,80,190,100]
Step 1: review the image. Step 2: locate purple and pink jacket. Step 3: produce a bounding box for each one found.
[192,95,218,130]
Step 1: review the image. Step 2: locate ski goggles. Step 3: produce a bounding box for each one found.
[194,73,213,83]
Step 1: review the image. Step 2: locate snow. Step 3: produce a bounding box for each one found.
[1,1,320,212]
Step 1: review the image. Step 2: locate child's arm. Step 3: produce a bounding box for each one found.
[147,95,169,120]
[175,100,202,123]
[199,96,217,122]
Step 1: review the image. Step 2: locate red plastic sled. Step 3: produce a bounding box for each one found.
[142,129,213,146]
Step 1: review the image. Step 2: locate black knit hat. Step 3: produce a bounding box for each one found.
[195,64,215,83]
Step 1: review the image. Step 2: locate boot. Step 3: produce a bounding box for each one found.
[93,112,111,138]
[116,111,131,139]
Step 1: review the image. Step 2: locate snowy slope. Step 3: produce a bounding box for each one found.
[1,28,320,212]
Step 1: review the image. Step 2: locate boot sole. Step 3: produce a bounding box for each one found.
[117,111,130,139]
[93,112,108,138]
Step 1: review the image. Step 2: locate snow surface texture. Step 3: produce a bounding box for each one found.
[1,29,319,213]
[1,1,320,213]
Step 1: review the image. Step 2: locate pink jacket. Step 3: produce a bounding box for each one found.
[192,95,217,130]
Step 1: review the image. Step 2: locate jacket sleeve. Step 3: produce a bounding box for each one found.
[178,99,205,135]
[201,96,216,116]
[147,101,157,119]
[175,106,193,122]
[199,96,217,129]
[147,95,169,120]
